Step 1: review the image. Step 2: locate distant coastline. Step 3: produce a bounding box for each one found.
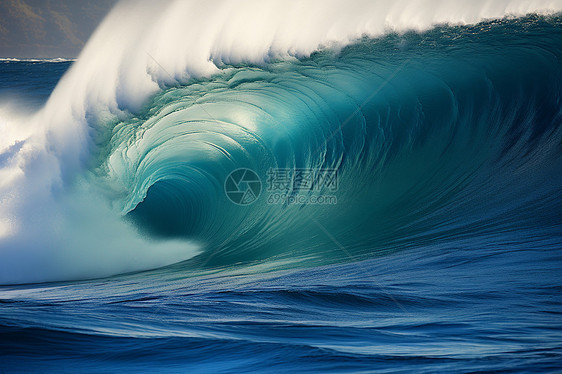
[0,0,117,58]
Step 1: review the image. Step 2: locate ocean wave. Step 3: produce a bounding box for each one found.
[0,0,561,284]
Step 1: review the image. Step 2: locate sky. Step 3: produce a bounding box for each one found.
[0,0,118,58]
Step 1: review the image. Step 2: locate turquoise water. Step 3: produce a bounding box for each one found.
[1,15,562,373]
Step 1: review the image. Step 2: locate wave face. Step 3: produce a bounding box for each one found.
[117,17,562,267]
[0,0,562,284]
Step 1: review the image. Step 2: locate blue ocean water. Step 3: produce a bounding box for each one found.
[1,15,562,373]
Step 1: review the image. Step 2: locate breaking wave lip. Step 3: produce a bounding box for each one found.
[0,0,561,285]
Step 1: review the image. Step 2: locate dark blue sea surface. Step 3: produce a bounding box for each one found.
[0,59,71,109]
[1,16,562,373]
[1,238,561,373]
